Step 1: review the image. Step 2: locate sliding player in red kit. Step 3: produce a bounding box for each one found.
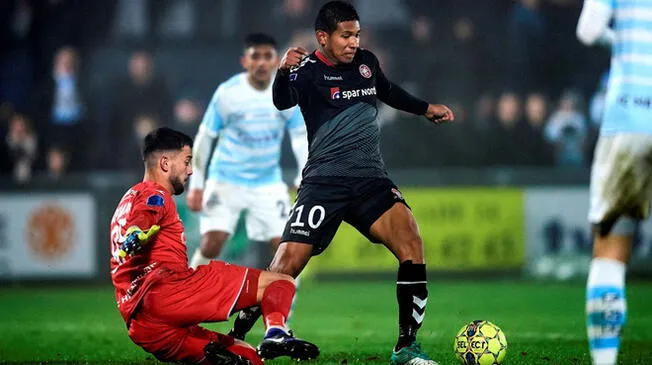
[109,127,318,365]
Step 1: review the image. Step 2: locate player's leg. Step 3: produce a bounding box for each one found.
[190,231,231,268]
[229,243,314,348]
[229,183,291,339]
[185,326,264,365]
[584,135,649,365]
[229,264,319,360]
[128,309,260,365]
[243,182,291,269]
[586,222,631,365]
[190,182,244,268]
[346,180,436,365]
[230,180,346,342]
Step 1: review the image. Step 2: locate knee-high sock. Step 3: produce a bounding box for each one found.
[396,261,428,350]
[261,280,296,334]
[586,258,626,365]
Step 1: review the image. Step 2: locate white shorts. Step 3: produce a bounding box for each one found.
[589,134,652,224]
[200,180,291,241]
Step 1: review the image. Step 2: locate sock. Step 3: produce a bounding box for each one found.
[586,258,627,365]
[395,261,428,350]
[190,248,211,269]
[261,280,295,336]
[231,306,262,338]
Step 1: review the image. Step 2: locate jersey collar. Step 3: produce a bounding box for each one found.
[315,50,336,67]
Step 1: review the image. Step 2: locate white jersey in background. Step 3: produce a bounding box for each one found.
[578,0,652,135]
[578,3,652,364]
[190,72,307,189]
[189,72,308,239]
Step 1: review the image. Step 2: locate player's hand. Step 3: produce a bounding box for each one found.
[424,104,454,124]
[118,225,160,257]
[187,188,203,212]
[279,47,308,72]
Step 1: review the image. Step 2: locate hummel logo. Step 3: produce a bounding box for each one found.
[412,296,427,324]
[324,75,343,81]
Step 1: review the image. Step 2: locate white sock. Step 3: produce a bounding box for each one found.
[586,258,626,365]
[189,249,211,269]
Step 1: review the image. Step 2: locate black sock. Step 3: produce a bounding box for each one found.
[395,261,427,350]
[230,305,262,339]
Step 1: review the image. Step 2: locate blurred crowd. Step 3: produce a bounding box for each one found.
[0,0,609,184]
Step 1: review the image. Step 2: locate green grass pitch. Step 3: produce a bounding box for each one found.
[1,280,651,365]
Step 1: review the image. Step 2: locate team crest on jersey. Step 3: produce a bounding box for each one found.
[289,73,298,81]
[359,64,372,78]
[330,87,341,100]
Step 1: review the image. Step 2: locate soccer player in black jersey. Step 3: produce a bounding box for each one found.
[230,2,453,364]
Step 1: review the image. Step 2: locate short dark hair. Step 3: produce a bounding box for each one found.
[142,127,193,162]
[315,1,359,34]
[244,33,277,49]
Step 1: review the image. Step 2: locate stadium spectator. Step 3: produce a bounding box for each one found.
[486,92,525,166]
[45,146,68,181]
[116,114,159,172]
[110,51,173,168]
[37,46,87,171]
[524,92,553,165]
[173,97,203,137]
[506,0,547,93]
[5,113,37,183]
[545,89,588,167]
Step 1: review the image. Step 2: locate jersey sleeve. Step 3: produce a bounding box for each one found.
[576,0,615,46]
[593,0,614,9]
[126,191,167,230]
[284,107,308,186]
[273,60,313,110]
[373,52,429,116]
[200,86,227,136]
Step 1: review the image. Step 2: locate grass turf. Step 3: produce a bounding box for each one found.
[1,280,651,365]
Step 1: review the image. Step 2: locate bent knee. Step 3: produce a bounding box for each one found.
[271,272,295,286]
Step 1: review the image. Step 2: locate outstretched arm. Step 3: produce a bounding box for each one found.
[577,0,614,46]
[376,63,454,124]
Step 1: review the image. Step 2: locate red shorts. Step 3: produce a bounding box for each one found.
[128,261,262,364]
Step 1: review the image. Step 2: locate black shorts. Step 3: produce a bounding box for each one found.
[281,176,409,255]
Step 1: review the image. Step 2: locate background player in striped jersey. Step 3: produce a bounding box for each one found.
[187,33,308,269]
[577,1,652,364]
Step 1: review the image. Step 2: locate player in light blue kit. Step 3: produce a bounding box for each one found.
[577,1,652,364]
[187,33,308,269]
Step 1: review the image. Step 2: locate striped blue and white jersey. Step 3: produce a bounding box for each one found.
[596,0,652,135]
[193,73,307,187]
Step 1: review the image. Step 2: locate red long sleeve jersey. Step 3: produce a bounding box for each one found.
[109,181,189,323]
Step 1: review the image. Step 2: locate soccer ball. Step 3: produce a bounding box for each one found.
[454,320,507,365]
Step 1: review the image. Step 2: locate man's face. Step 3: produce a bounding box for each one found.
[167,146,193,195]
[321,20,360,64]
[129,53,153,83]
[241,45,278,84]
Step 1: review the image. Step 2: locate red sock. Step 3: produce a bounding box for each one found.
[261,280,295,330]
[227,342,264,365]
